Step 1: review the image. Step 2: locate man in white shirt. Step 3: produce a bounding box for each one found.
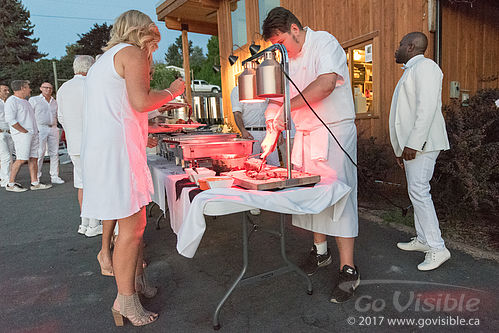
[390,32,451,271]
[261,7,359,303]
[57,55,102,237]
[4,80,52,192]
[231,86,279,166]
[29,82,65,184]
[0,84,15,187]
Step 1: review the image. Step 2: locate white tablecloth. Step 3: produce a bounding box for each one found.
[147,154,184,213]
[166,175,352,258]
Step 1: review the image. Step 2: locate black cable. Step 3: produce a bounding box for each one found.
[281,68,358,168]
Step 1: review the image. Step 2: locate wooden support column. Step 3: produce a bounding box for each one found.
[181,24,192,105]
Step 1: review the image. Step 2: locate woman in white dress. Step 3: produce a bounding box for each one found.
[81,10,184,326]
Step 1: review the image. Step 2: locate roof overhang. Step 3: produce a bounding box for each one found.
[156,0,219,35]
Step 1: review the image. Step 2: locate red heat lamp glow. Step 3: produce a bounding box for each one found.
[240,99,266,103]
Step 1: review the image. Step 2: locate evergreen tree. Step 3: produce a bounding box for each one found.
[0,0,46,82]
[75,23,112,57]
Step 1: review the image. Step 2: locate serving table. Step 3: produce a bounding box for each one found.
[166,172,352,329]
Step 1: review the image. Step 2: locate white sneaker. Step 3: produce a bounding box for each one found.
[0,179,7,188]
[6,183,27,192]
[249,208,261,215]
[418,248,451,271]
[30,183,52,190]
[78,225,87,235]
[85,224,103,237]
[51,177,65,184]
[397,237,430,252]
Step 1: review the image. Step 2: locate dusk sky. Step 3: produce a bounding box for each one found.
[21,0,212,62]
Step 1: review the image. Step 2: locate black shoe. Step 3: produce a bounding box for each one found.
[330,265,360,303]
[301,245,332,276]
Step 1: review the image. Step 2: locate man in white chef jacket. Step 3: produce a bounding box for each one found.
[261,7,359,303]
[29,82,65,184]
[57,55,102,237]
[4,80,52,192]
[231,86,280,166]
[0,84,15,187]
[390,32,451,271]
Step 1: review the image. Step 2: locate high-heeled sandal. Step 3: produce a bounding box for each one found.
[111,293,158,327]
[97,251,114,277]
[135,273,158,299]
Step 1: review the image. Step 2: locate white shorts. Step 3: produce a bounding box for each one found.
[70,154,83,189]
[11,132,39,160]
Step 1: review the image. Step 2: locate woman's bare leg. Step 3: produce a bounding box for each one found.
[114,208,146,295]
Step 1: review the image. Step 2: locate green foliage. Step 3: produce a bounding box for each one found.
[0,0,46,82]
[13,59,56,91]
[74,23,112,57]
[164,35,220,86]
[432,89,499,217]
[150,63,181,90]
[357,136,395,193]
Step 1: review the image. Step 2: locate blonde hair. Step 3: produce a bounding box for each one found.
[103,10,161,61]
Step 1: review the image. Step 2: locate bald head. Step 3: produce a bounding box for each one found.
[403,32,428,53]
[395,32,428,64]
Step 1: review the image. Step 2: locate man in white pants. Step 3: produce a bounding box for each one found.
[4,80,52,192]
[29,82,65,184]
[57,55,102,237]
[390,32,451,271]
[0,84,15,187]
[231,86,280,166]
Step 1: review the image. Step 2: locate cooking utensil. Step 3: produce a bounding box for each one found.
[257,156,266,173]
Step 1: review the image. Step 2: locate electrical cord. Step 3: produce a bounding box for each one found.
[281,68,358,168]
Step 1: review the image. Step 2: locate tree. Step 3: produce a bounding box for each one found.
[196,36,221,86]
[164,36,207,77]
[75,23,112,57]
[150,63,181,90]
[0,0,46,82]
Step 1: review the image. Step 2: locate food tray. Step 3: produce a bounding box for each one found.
[180,139,255,160]
[229,169,321,190]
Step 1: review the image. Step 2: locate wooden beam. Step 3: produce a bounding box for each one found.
[164,17,218,35]
[197,0,220,9]
[182,27,193,106]
[156,0,189,20]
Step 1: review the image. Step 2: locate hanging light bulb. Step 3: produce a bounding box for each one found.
[238,61,264,103]
[256,51,283,98]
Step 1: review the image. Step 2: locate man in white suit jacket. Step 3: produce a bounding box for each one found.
[390,32,451,271]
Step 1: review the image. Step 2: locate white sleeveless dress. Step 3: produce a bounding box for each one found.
[81,43,153,220]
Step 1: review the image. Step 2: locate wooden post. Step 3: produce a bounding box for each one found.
[181,24,192,105]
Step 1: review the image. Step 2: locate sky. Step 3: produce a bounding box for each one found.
[21,0,212,62]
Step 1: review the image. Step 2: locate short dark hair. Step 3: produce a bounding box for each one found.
[11,80,30,92]
[262,7,303,40]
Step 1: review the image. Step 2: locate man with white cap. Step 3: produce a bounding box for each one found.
[29,82,65,184]
[57,55,102,237]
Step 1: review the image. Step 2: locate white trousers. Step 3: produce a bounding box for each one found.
[0,132,14,183]
[80,217,101,228]
[250,130,280,166]
[404,151,445,250]
[38,126,60,179]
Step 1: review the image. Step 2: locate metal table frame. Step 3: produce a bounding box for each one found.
[212,211,313,330]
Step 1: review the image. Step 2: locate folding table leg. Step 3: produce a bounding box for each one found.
[279,214,313,295]
[212,212,249,330]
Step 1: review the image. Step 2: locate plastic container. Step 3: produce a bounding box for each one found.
[206,176,234,189]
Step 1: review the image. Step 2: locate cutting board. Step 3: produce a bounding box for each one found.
[228,169,321,190]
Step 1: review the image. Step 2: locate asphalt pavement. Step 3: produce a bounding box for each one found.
[0,162,497,333]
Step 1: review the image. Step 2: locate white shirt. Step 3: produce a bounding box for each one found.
[0,99,9,130]
[57,75,85,155]
[29,94,58,127]
[231,87,268,127]
[289,27,355,130]
[4,95,38,135]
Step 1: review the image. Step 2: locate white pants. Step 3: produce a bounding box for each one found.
[38,126,60,179]
[11,131,39,160]
[80,217,101,228]
[250,130,280,166]
[404,151,445,250]
[69,154,83,188]
[0,132,14,183]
